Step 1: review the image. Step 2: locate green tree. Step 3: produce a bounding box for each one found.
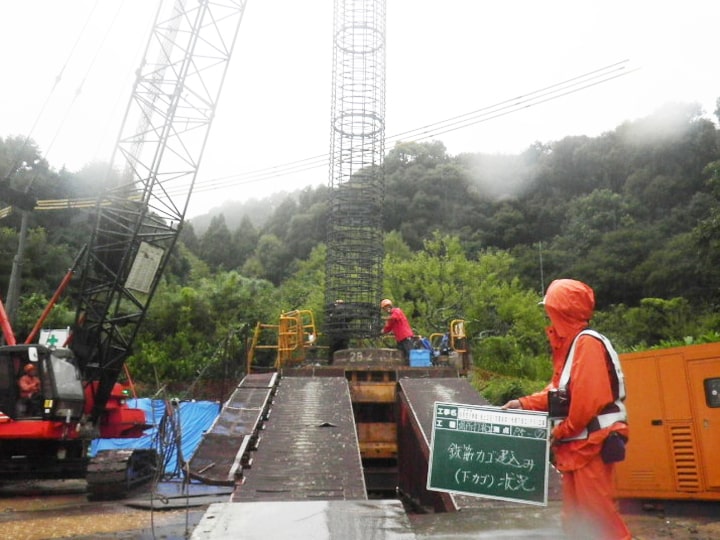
[284,200,327,262]
[275,244,327,326]
[384,140,485,249]
[179,222,200,254]
[230,215,259,269]
[263,197,298,241]
[482,201,530,249]
[128,271,275,383]
[15,293,75,341]
[200,214,234,270]
[242,234,288,285]
[383,230,413,262]
[693,160,720,306]
[554,189,629,254]
[594,297,694,350]
[383,232,549,379]
[384,233,476,332]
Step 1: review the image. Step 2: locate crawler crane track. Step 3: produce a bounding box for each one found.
[86,449,158,500]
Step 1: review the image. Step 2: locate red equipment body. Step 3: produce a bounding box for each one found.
[85,381,150,439]
[0,340,155,493]
[0,0,245,498]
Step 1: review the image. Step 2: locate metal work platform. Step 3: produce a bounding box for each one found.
[185,365,566,538]
[192,500,415,539]
[399,377,490,443]
[232,376,367,501]
[188,373,277,485]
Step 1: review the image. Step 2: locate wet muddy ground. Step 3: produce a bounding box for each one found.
[1,480,719,539]
[410,499,720,539]
[0,480,207,540]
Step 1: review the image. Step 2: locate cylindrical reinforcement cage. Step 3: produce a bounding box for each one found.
[325,0,387,343]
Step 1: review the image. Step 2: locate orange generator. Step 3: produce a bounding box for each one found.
[614,342,720,501]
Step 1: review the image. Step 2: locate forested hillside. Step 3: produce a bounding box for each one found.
[2,100,720,396]
[187,101,720,308]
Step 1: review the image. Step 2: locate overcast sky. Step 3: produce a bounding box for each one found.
[1,1,718,217]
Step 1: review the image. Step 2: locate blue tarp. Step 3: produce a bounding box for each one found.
[90,398,220,474]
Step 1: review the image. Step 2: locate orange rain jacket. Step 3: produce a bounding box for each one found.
[518,279,629,472]
[19,373,40,399]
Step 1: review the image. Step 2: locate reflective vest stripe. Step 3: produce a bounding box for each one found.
[556,329,627,441]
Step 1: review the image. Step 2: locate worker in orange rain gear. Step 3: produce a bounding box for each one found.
[18,363,42,416]
[503,279,631,540]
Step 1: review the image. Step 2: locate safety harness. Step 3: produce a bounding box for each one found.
[556,329,627,441]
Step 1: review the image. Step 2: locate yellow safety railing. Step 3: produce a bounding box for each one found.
[247,309,318,374]
[429,319,467,353]
[450,319,467,353]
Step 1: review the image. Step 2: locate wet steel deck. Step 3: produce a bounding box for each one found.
[192,500,416,539]
[231,376,367,502]
[188,372,277,485]
[399,377,491,446]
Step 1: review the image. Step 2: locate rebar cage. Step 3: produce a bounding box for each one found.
[325,0,387,341]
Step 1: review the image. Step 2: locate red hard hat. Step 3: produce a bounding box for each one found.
[24,364,37,373]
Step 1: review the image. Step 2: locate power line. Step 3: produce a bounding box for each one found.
[43,1,127,163]
[8,60,636,212]
[394,62,637,142]
[181,60,636,196]
[4,0,102,181]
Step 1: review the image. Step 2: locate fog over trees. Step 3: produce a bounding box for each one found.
[2,100,720,396]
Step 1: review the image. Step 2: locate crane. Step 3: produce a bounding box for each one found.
[0,0,247,499]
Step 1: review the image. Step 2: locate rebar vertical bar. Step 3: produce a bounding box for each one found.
[325,0,386,342]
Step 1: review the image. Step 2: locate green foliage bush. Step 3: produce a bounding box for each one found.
[470,373,546,406]
[4,104,720,392]
[593,297,701,352]
[474,336,551,381]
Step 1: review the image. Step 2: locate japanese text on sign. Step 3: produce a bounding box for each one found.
[428,402,550,506]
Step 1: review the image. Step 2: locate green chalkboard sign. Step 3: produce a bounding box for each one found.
[427,402,550,506]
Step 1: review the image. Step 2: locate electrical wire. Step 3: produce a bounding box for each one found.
[9,60,636,212]
[389,61,635,142]
[177,60,637,197]
[43,1,127,163]
[4,0,102,180]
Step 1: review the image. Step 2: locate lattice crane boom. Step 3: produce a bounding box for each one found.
[73,0,248,423]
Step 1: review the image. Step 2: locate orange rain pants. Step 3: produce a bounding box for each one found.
[561,452,631,540]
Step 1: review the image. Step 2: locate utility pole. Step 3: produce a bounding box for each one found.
[538,241,545,297]
[5,209,29,325]
[1,166,38,328]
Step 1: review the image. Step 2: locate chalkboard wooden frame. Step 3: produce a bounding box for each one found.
[427,402,550,506]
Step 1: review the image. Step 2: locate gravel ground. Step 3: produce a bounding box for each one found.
[0,480,207,540]
[1,480,719,539]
